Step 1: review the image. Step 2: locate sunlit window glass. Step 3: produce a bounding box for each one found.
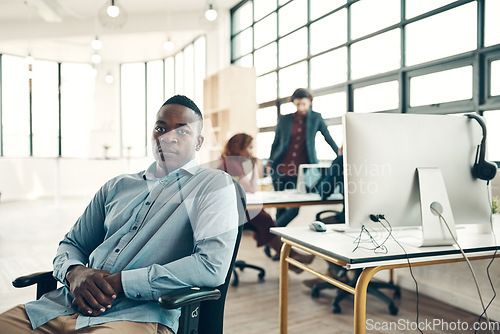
[278,0,307,37]
[232,1,253,34]
[351,0,400,40]
[280,101,296,115]
[406,0,458,19]
[485,0,500,47]
[410,66,472,107]
[254,13,277,49]
[278,61,307,97]
[256,72,277,104]
[313,92,347,119]
[1,55,30,157]
[483,110,500,161]
[278,28,307,67]
[257,106,278,128]
[146,60,164,159]
[234,54,253,68]
[183,45,195,99]
[121,63,146,157]
[32,59,59,157]
[233,28,253,59]
[491,60,500,97]
[254,0,276,21]
[316,124,343,161]
[351,29,400,80]
[60,63,95,158]
[256,131,275,159]
[164,57,175,99]
[310,0,346,21]
[406,2,476,67]
[310,48,347,89]
[354,81,399,113]
[175,51,184,94]
[310,9,347,55]
[254,43,277,75]
[193,36,206,104]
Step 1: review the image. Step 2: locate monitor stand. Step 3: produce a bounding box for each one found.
[412,168,457,247]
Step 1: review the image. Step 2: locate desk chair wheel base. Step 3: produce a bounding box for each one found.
[231,260,265,287]
[263,245,280,261]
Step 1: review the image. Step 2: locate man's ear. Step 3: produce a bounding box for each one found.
[196,135,204,151]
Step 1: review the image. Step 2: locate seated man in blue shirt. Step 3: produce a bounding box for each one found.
[0,95,239,334]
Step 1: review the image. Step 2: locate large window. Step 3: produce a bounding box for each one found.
[0,35,206,158]
[60,63,95,158]
[231,0,500,164]
[1,55,31,157]
[121,35,207,159]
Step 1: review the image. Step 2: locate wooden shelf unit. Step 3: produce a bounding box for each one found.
[202,65,257,165]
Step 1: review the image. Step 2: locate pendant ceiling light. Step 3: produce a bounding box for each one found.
[98,0,127,30]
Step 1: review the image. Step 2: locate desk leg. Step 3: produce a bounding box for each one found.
[353,267,379,334]
[279,241,292,334]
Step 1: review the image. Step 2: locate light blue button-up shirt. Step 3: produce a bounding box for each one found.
[25,159,239,333]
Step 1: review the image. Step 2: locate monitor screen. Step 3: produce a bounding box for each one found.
[296,164,331,194]
[343,112,492,237]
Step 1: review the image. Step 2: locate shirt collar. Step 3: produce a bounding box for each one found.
[142,158,200,181]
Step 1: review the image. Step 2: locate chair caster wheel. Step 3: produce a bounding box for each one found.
[258,272,265,280]
[311,287,320,298]
[389,304,398,315]
[332,304,341,314]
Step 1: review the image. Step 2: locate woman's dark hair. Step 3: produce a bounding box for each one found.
[222,133,253,157]
[291,88,313,102]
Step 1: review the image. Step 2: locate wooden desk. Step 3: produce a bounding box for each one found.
[245,191,343,210]
[271,223,500,334]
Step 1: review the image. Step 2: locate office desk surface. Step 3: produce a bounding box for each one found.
[246,190,343,210]
[272,218,500,334]
[271,221,500,269]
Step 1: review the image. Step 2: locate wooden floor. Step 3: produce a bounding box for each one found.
[0,198,494,333]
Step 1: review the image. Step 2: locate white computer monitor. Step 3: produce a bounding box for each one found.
[343,112,493,247]
[296,163,331,194]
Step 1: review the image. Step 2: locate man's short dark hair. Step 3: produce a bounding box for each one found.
[162,95,203,131]
[291,88,313,102]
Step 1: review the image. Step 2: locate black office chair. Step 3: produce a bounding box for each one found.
[12,182,247,334]
[310,209,401,316]
[231,221,265,287]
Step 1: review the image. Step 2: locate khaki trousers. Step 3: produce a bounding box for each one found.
[0,305,174,334]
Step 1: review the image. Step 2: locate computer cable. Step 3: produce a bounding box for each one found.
[474,185,498,334]
[376,215,424,334]
[431,207,495,334]
[352,215,424,334]
[352,225,389,254]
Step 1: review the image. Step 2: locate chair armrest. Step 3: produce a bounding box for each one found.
[158,287,221,310]
[315,209,341,220]
[12,271,55,288]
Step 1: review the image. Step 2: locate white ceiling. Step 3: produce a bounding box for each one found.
[0,0,242,63]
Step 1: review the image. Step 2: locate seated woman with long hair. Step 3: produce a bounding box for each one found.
[218,133,314,272]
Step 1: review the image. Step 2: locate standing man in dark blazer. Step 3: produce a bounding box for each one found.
[267,88,339,229]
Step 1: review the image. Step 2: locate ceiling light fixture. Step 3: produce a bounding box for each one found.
[91,53,102,64]
[91,36,102,50]
[104,72,114,84]
[98,0,127,29]
[163,38,174,52]
[205,2,217,22]
[106,0,120,18]
[25,55,34,65]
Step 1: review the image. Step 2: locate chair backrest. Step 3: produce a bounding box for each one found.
[197,181,246,334]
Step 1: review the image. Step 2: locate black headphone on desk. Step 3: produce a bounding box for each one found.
[466,113,497,181]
